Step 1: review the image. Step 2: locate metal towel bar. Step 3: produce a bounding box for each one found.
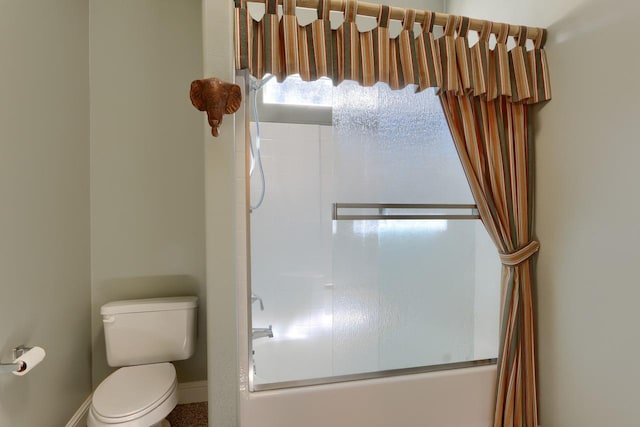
[332,203,480,221]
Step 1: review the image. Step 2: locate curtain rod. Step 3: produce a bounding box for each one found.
[246,0,543,41]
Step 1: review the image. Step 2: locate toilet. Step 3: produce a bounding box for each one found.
[87,296,198,427]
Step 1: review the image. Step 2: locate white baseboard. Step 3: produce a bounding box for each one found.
[65,381,208,426]
[178,380,208,404]
[65,395,92,427]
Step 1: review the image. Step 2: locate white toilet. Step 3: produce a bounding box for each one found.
[87,296,198,427]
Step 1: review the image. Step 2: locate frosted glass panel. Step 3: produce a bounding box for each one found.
[249,81,499,388]
[332,82,473,204]
[332,219,476,375]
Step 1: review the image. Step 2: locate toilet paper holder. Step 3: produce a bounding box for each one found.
[0,346,36,374]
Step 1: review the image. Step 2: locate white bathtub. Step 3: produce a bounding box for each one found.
[240,365,496,427]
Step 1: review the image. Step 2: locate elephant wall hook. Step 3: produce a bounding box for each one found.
[190,77,242,137]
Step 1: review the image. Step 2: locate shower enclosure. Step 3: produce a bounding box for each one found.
[233,70,501,426]
[245,76,501,391]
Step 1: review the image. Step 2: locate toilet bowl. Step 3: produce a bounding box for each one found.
[88,296,198,427]
[87,363,177,427]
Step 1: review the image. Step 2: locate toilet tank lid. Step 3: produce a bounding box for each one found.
[101,296,198,315]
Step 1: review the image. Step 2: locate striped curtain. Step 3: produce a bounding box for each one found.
[233,0,551,103]
[234,1,551,426]
[438,24,545,426]
[439,93,540,427]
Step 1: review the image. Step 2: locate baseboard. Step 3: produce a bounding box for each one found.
[65,395,92,427]
[65,381,208,426]
[178,380,208,404]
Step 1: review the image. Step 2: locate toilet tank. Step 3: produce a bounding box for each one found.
[101,296,198,367]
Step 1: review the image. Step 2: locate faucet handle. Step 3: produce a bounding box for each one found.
[251,293,264,311]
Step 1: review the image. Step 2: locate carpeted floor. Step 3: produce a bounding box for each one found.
[166,402,208,426]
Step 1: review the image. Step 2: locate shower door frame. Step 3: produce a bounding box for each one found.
[235,68,497,390]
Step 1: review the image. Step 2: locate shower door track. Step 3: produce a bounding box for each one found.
[253,358,497,392]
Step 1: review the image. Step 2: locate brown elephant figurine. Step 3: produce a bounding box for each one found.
[190,77,242,137]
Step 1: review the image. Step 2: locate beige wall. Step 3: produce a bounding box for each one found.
[0,1,91,426]
[446,0,640,426]
[1,1,207,423]
[90,0,206,385]
[202,1,238,425]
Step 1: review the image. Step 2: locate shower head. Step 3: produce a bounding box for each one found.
[249,74,275,92]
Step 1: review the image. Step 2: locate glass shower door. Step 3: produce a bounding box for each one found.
[249,80,501,390]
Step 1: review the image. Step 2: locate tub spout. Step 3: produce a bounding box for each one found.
[252,325,273,340]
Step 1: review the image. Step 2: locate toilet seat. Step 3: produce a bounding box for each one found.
[88,363,178,426]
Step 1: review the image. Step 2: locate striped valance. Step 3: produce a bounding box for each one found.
[234,0,551,104]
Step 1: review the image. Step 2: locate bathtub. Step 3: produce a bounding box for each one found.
[240,365,496,427]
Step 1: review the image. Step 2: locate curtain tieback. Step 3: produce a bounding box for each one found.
[499,240,540,266]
